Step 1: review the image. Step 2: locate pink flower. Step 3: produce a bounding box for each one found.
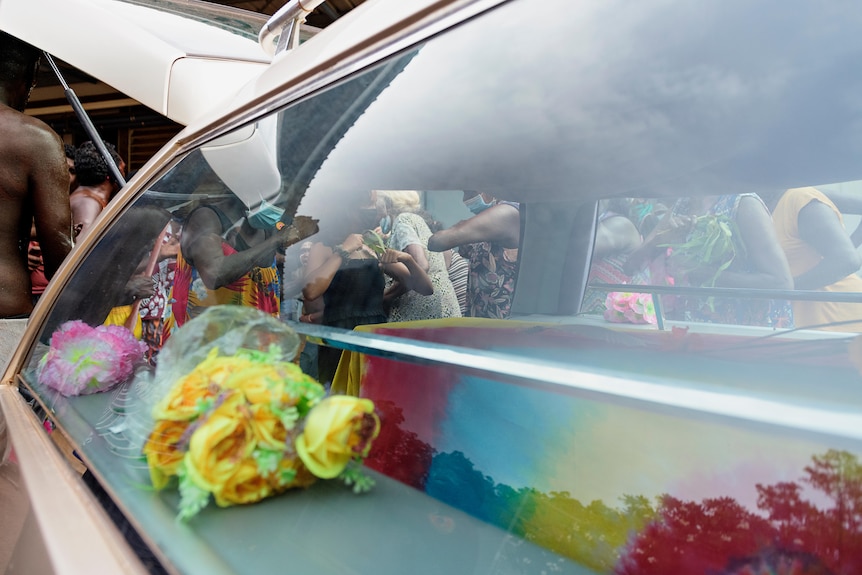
[37,320,146,396]
[604,292,657,325]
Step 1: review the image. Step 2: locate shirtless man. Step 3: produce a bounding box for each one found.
[70,140,125,240]
[0,31,73,318]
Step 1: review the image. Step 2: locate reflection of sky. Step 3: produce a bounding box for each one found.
[301,0,862,209]
[435,374,580,491]
[436,372,832,513]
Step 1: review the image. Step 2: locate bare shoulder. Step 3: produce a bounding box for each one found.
[0,107,64,162]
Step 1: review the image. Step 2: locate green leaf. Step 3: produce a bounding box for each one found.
[176,461,211,521]
[253,448,282,476]
[362,230,386,256]
[339,462,376,494]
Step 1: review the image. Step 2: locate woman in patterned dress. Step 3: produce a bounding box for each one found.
[376,190,461,322]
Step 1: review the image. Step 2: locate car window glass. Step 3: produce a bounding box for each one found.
[16,0,862,572]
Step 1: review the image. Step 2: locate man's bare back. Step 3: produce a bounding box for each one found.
[0,33,73,317]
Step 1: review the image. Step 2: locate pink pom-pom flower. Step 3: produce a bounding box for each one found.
[603,292,657,325]
[37,320,146,396]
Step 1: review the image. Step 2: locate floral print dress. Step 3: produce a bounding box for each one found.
[171,242,280,326]
[386,212,461,322]
[461,241,519,319]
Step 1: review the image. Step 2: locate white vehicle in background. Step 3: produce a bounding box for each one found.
[2,0,862,574]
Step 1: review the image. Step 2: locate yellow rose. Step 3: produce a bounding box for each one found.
[143,419,190,490]
[184,392,256,493]
[223,364,286,405]
[213,457,273,507]
[152,370,218,421]
[152,353,254,421]
[295,396,380,479]
[223,361,323,407]
[248,404,288,450]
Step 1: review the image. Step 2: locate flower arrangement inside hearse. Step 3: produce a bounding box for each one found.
[38,306,381,520]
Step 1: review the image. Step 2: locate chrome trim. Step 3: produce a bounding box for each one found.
[259,0,324,56]
[290,322,862,445]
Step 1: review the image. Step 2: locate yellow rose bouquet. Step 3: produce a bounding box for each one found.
[140,307,380,521]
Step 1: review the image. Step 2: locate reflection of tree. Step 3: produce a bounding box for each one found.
[615,495,773,574]
[617,450,862,575]
[756,449,862,574]
[364,400,434,490]
[525,493,655,572]
[365,402,654,570]
[424,451,656,571]
[363,404,861,574]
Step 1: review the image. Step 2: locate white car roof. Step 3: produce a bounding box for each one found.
[0,0,272,125]
[179,0,472,130]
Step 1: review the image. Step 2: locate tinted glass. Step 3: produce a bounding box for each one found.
[19,0,862,573]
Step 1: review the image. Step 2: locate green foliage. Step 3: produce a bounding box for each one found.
[340,462,376,494]
[253,448,282,476]
[659,214,746,287]
[362,230,386,257]
[177,462,211,522]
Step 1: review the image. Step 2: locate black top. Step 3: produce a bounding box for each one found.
[322,257,387,327]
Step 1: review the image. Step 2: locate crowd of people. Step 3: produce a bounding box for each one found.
[8,25,862,575]
[0,30,525,393]
[585,192,862,332]
[279,189,521,384]
[29,184,521,385]
[6,29,862,390]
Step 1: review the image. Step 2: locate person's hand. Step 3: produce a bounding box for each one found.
[341,233,365,254]
[299,312,315,323]
[665,255,720,287]
[27,242,43,272]
[291,215,319,239]
[379,248,409,265]
[651,213,694,244]
[280,215,319,247]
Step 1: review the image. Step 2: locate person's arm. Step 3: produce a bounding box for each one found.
[185,209,316,289]
[299,295,324,324]
[593,215,641,259]
[403,243,430,272]
[383,279,408,307]
[388,213,431,271]
[301,233,364,301]
[710,195,793,290]
[793,200,862,290]
[428,203,520,252]
[818,189,862,247]
[621,212,692,276]
[31,129,73,278]
[380,249,434,295]
[70,194,103,241]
